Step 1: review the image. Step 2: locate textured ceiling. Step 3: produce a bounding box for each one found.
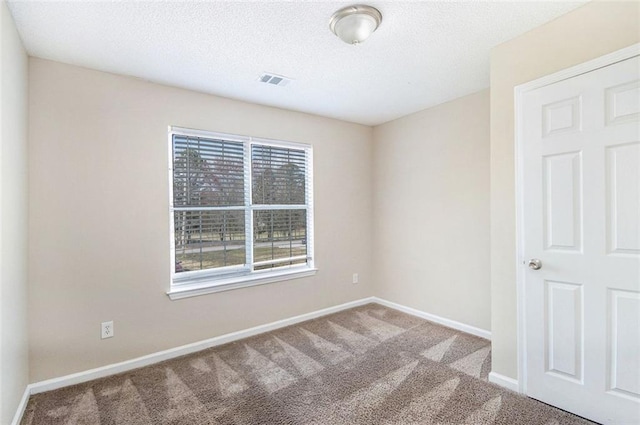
[8,0,586,126]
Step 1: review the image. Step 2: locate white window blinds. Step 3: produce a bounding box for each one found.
[169,128,314,288]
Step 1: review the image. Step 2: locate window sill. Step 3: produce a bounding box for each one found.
[166,267,318,300]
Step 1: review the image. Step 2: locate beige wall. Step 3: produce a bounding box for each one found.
[372,89,491,332]
[0,0,29,422]
[28,58,373,381]
[490,0,640,380]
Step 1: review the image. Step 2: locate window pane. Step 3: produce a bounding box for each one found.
[252,145,306,205]
[253,209,307,268]
[173,136,245,207]
[174,210,245,273]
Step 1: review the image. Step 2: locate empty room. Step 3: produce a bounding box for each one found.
[1,0,639,424]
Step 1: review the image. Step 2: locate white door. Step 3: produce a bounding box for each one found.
[521,55,640,425]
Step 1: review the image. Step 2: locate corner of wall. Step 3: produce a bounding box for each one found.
[369,90,491,332]
[0,0,30,422]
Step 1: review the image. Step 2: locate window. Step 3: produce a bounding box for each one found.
[168,127,315,299]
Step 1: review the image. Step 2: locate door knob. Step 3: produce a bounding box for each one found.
[528,258,542,270]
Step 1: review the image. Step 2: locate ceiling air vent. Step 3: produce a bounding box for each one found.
[259,73,292,87]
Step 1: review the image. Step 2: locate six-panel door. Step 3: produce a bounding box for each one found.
[522,56,640,425]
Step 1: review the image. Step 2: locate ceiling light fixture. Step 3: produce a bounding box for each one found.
[329,4,382,45]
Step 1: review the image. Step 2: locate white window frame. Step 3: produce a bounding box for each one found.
[167,126,316,300]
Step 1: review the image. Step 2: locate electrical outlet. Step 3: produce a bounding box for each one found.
[101,321,114,339]
[352,273,359,284]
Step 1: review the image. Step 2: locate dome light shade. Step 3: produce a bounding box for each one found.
[329,5,382,45]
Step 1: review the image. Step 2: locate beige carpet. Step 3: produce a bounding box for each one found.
[21,304,595,424]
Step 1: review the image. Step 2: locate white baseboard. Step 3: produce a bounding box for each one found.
[10,386,31,425]
[28,297,376,395]
[372,297,492,340]
[488,371,520,392]
[19,294,494,419]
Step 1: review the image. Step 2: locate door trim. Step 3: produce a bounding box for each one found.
[514,43,640,395]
